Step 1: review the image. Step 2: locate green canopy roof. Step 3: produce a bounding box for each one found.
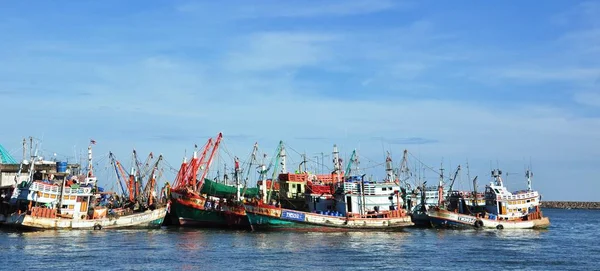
[200,178,260,198]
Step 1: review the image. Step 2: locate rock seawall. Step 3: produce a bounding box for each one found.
[541,201,600,209]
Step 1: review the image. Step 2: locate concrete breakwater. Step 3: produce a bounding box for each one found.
[541,201,600,209]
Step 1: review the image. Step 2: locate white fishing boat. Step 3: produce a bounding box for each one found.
[1,140,166,230]
[427,169,550,229]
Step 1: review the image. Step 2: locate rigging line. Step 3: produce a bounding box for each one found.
[360,162,386,170]
[283,142,304,157]
[219,141,235,161]
[162,159,180,174]
[406,151,441,176]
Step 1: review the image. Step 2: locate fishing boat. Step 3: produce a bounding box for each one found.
[407,163,486,227]
[244,144,413,231]
[167,133,259,229]
[1,140,167,230]
[427,169,550,229]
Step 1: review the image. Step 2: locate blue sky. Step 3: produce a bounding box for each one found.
[1,0,599,200]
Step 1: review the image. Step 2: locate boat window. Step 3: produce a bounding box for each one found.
[382,187,387,191]
[494,189,500,194]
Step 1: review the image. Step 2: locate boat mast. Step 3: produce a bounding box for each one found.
[195,133,223,191]
[87,144,94,178]
[22,138,26,162]
[241,142,259,198]
[438,163,444,206]
[234,156,241,201]
[266,141,283,204]
[353,150,360,174]
[526,169,533,191]
[279,143,287,174]
[472,176,478,209]
[360,174,367,217]
[332,144,341,184]
[29,136,33,160]
[259,153,267,203]
[298,153,307,173]
[27,148,39,186]
[85,141,95,217]
[385,151,394,182]
[491,169,502,215]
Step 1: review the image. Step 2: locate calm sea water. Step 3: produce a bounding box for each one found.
[1,209,598,271]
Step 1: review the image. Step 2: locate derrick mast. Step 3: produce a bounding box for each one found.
[259,153,267,203]
[385,151,394,182]
[438,164,444,206]
[332,144,342,183]
[87,144,94,177]
[279,143,287,174]
[234,156,241,200]
[526,169,533,191]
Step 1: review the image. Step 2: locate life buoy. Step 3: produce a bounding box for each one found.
[496,224,504,230]
[474,220,484,228]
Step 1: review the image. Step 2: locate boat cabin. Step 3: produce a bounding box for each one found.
[484,184,540,219]
[304,175,404,217]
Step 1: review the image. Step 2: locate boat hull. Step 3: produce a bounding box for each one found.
[410,212,433,228]
[427,209,550,229]
[170,195,250,229]
[245,204,413,231]
[2,207,167,230]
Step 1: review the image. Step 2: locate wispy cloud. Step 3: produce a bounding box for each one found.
[497,67,600,83]
[573,92,600,107]
[176,0,401,18]
[223,32,339,72]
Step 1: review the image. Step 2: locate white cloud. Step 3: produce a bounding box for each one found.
[223,32,339,72]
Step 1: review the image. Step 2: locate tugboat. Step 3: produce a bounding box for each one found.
[1,140,166,230]
[427,168,550,229]
[244,144,413,231]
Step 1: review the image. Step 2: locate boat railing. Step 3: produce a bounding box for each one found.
[500,193,536,200]
[30,182,60,194]
[346,209,407,219]
[63,186,92,195]
[343,182,399,195]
